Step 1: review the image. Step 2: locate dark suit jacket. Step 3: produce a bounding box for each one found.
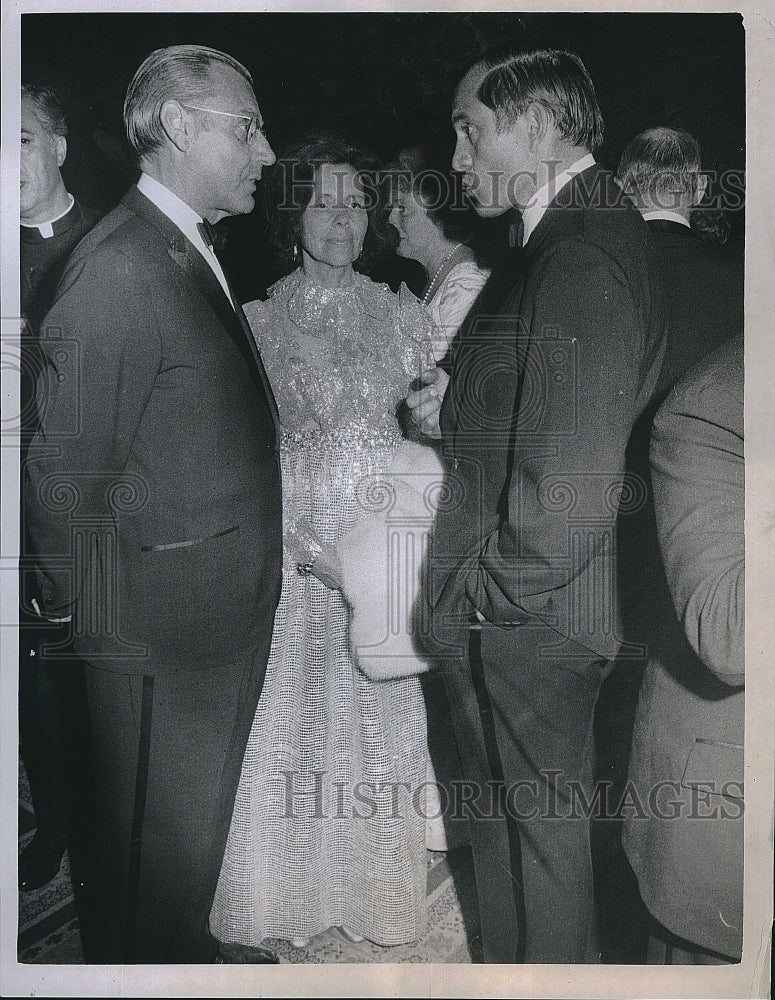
[647,219,743,396]
[614,219,744,680]
[623,334,744,959]
[21,197,102,335]
[428,164,666,661]
[25,186,283,673]
[20,198,102,605]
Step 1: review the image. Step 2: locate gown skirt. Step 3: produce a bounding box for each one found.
[210,434,428,947]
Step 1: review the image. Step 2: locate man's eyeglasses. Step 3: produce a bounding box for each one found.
[181,104,264,145]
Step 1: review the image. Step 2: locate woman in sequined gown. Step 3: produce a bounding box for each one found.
[210,135,434,953]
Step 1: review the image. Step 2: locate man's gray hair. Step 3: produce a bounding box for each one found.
[22,83,68,138]
[616,127,702,205]
[123,44,253,160]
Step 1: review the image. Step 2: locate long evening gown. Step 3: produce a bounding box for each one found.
[210,269,435,948]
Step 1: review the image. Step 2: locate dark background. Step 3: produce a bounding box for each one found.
[22,11,745,298]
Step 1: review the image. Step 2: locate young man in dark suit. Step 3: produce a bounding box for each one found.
[19,84,101,894]
[407,46,667,963]
[25,44,282,964]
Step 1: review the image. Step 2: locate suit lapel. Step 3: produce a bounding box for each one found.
[441,250,528,445]
[122,186,279,434]
[443,168,615,442]
[522,163,621,258]
[164,238,233,327]
[222,271,279,426]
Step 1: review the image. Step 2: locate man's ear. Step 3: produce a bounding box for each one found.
[55,135,67,168]
[523,101,551,147]
[693,171,709,206]
[159,99,191,152]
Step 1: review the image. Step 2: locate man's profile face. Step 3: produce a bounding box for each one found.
[451,68,537,217]
[20,97,67,223]
[186,63,276,223]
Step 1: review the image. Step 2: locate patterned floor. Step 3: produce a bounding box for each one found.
[17,737,647,966]
[17,765,479,965]
[17,775,86,965]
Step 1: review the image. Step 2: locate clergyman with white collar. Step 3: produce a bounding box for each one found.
[18,83,101,900]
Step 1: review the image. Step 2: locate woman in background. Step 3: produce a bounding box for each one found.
[389,149,490,365]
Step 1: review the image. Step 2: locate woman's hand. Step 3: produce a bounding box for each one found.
[405,367,449,439]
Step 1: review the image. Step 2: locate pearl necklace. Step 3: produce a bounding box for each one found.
[421,242,464,306]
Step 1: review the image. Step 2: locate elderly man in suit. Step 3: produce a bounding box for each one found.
[623,333,744,964]
[616,126,743,387]
[407,45,666,963]
[25,44,281,964]
[586,127,747,957]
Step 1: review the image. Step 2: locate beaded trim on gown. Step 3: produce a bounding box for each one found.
[210,269,435,948]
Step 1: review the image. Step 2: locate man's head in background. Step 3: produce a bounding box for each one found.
[21,84,71,225]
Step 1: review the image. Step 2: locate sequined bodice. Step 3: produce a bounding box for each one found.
[245,270,433,449]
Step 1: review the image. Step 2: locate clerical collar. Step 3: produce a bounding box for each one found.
[20,193,75,238]
[641,209,691,228]
[521,153,597,246]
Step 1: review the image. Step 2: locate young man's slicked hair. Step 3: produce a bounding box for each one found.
[461,46,605,152]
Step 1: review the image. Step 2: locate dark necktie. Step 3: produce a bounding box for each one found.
[197,219,222,253]
[509,215,525,250]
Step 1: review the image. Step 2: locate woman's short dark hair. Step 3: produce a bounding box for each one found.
[461,45,604,151]
[261,131,391,274]
[392,147,478,245]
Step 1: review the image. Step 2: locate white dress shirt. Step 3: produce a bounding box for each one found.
[136,172,235,307]
[521,152,597,246]
[641,209,691,228]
